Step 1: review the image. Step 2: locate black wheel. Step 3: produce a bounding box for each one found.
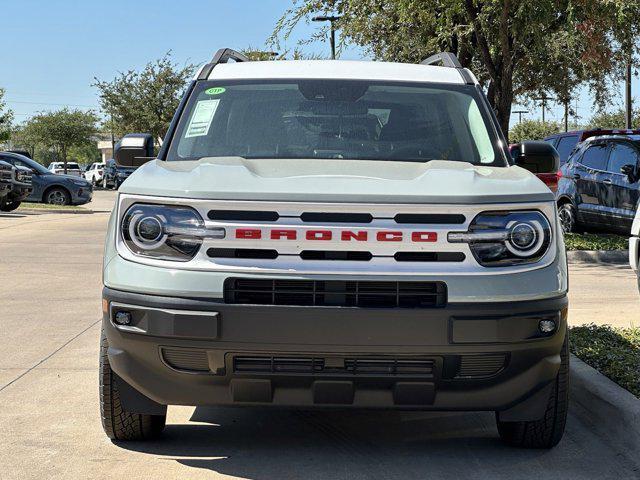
[44,187,71,206]
[558,202,577,233]
[115,179,121,190]
[99,329,166,441]
[496,332,569,449]
[0,201,20,212]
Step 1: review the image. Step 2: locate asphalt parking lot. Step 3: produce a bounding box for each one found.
[0,190,639,479]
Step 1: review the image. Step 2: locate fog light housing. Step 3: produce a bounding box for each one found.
[114,311,132,326]
[538,319,556,334]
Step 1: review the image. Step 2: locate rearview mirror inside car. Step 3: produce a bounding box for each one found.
[114,133,154,168]
[512,141,559,174]
[620,164,636,182]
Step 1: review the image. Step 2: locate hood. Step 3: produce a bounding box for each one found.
[120,157,554,204]
[49,172,89,182]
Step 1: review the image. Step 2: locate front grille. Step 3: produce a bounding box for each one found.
[208,210,279,221]
[456,354,506,378]
[233,355,435,377]
[161,347,210,373]
[224,278,447,308]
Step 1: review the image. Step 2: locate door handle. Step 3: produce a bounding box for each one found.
[602,179,612,185]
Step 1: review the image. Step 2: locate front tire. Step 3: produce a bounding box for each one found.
[44,187,71,206]
[496,332,569,449]
[99,329,166,441]
[0,201,20,212]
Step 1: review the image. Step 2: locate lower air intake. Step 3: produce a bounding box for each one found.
[224,279,447,308]
[161,348,210,373]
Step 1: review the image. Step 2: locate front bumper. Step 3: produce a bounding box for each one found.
[8,184,33,202]
[103,287,567,416]
[71,184,93,205]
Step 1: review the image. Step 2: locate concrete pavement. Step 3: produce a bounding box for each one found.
[1,191,639,479]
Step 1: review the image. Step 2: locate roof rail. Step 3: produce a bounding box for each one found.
[197,48,250,80]
[421,52,463,69]
[421,52,474,85]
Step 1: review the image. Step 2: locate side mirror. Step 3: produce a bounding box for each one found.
[114,133,154,168]
[512,141,559,174]
[620,164,636,182]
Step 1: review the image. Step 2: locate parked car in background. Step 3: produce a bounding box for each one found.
[556,132,640,233]
[1,164,33,212]
[545,129,640,166]
[0,160,14,205]
[84,161,106,186]
[0,152,93,206]
[48,161,83,177]
[102,158,136,190]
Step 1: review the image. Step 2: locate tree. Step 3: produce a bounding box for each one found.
[272,1,640,140]
[509,120,561,143]
[27,109,98,172]
[585,109,640,130]
[10,122,40,159]
[93,53,195,143]
[0,88,13,142]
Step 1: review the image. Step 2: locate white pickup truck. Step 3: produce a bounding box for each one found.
[100,49,568,448]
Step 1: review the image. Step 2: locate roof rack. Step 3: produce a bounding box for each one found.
[197,48,250,80]
[420,52,474,85]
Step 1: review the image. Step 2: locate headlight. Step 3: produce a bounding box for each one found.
[121,203,224,262]
[71,179,89,186]
[448,211,552,267]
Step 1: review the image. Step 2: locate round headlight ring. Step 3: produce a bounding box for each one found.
[128,213,168,250]
[505,219,546,257]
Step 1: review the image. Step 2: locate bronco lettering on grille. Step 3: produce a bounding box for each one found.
[234,228,437,242]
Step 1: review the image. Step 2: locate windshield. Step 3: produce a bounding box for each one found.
[10,155,49,174]
[167,80,503,166]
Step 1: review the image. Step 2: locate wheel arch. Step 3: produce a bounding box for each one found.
[42,184,71,203]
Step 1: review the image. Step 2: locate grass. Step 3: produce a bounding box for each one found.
[570,324,640,398]
[17,202,87,211]
[564,232,628,251]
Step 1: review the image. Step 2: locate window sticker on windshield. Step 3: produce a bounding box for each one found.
[184,99,220,138]
[205,87,226,95]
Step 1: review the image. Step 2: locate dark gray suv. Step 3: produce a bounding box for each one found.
[0,152,93,206]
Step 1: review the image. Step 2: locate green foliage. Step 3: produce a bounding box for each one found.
[23,109,98,164]
[570,324,640,397]
[68,143,101,166]
[272,1,640,139]
[563,233,628,251]
[93,53,195,143]
[0,88,13,141]
[509,120,561,143]
[585,109,640,130]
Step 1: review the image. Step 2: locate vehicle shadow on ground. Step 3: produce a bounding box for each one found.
[114,407,605,479]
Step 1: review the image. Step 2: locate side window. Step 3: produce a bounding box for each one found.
[607,143,639,174]
[555,136,579,164]
[579,144,608,171]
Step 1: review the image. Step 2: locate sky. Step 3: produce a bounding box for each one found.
[2,0,637,129]
[2,0,363,122]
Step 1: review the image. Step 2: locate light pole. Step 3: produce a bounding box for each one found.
[513,109,528,124]
[533,95,554,123]
[312,15,341,59]
[625,60,633,129]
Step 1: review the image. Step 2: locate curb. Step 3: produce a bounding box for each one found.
[566,249,628,265]
[570,355,640,458]
[15,208,94,215]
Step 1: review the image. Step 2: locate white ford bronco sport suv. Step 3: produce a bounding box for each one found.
[100,49,568,448]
